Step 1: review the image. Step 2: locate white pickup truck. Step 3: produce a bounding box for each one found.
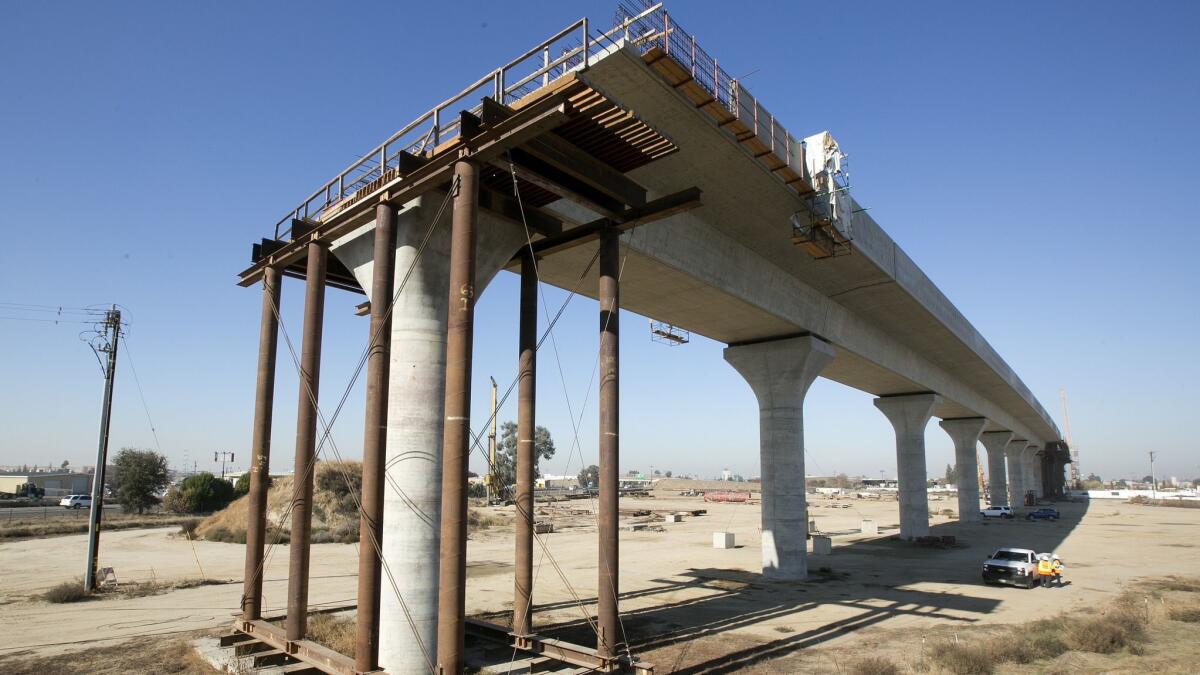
[982,547,1040,588]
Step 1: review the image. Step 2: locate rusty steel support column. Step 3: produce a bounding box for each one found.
[242,266,282,621]
[437,160,479,674]
[597,226,621,659]
[355,203,396,671]
[513,251,538,637]
[286,241,328,642]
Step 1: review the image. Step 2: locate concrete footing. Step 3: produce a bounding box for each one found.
[874,393,941,540]
[938,417,986,523]
[980,431,1013,506]
[724,335,835,580]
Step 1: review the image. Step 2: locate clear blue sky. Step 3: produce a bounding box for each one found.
[2,1,1197,482]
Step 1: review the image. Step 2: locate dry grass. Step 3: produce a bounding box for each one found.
[1128,495,1200,508]
[0,633,218,674]
[40,579,93,604]
[306,613,356,657]
[0,513,200,540]
[195,461,361,544]
[1167,603,1200,623]
[847,655,900,675]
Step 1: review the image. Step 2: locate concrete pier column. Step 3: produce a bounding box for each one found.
[1006,440,1029,507]
[330,189,527,674]
[286,241,328,642]
[1027,445,1044,498]
[874,393,942,540]
[242,265,281,621]
[938,418,986,523]
[724,335,835,579]
[980,431,1013,506]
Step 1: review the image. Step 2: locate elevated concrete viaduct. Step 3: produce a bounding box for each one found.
[232,4,1067,672]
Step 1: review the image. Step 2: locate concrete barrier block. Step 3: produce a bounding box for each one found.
[812,535,832,555]
[713,532,735,549]
[665,514,682,523]
[861,519,878,535]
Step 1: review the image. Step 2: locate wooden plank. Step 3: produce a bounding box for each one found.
[521,132,647,207]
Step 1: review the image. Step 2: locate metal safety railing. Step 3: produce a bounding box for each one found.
[614,0,808,181]
[271,4,667,240]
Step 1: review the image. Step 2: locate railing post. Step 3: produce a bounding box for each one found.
[582,17,589,71]
[542,47,550,87]
[663,11,669,54]
[433,108,441,146]
[690,36,696,77]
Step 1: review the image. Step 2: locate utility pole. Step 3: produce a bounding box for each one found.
[486,376,497,504]
[1148,451,1157,498]
[85,306,121,592]
[215,451,235,480]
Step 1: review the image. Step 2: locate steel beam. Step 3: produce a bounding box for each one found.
[513,251,537,636]
[596,226,621,658]
[243,266,282,621]
[437,160,480,674]
[355,203,396,671]
[286,241,328,642]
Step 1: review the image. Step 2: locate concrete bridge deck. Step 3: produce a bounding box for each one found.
[235,5,1066,672]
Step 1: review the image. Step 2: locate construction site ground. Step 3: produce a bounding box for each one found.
[2,494,1197,672]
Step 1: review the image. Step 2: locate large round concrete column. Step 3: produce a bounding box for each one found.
[1026,445,1044,498]
[980,431,1013,506]
[724,335,835,580]
[331,192,527,674]
[938,418,986,523]
[1006,440,1030,508]
[874,393,941,540]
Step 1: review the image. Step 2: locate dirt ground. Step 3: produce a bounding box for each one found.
[1,494,1197,672]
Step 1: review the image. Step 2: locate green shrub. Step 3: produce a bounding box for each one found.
[164,472,236,514]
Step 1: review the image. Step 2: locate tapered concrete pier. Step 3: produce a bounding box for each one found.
[980,431,1013,506]
[939,418,986,523]
[874,393,941,539]
[724,335,835,579]
[1006,440,1030,507]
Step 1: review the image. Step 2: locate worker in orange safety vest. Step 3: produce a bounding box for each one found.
[1051,555,1064,586]
[1036,554,1055,587]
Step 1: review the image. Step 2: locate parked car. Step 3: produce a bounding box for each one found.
[980,505,1014,519]
[982,547,1040,588]
[1026,508,1060,521]
[59,494,92,509]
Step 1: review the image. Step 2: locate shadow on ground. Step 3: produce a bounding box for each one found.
[500,498,1091,673]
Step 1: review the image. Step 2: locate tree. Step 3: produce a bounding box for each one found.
[61,460,70,469]
[665,470,672,478]
[491,421,556,499]
[578,465,599,490]
[1141,475,1154,484]
[944,464,957,485]
[233,472,270,497]
[164,472,237,513]
[1085,472,1103,483]
[111,448,169,514]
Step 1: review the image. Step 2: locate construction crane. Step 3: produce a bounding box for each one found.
[1059,388,1081,487]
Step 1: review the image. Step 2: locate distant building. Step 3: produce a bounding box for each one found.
[0,471,94,497]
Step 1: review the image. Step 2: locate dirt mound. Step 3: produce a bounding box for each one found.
[195,461,362,544]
